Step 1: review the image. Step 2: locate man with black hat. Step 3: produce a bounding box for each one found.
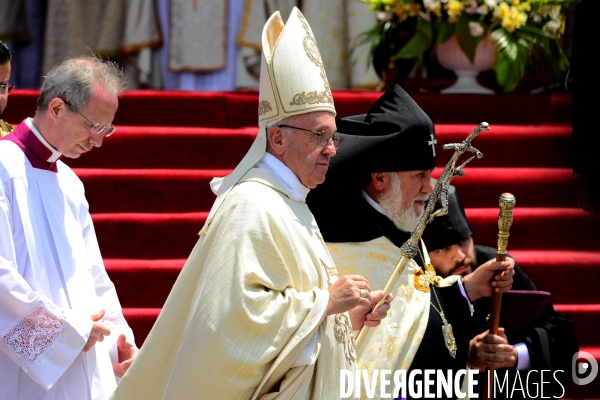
[307,84,514,399]
[423,185,578,398]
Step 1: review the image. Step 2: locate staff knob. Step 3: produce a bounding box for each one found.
[497,193,516,255]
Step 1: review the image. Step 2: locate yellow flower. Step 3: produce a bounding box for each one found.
[391,3,421,22]
[499,5,527,33]
[446,0,465,23]
[495,2,510,20]
[407,2,421,16]
[518,1,531,12]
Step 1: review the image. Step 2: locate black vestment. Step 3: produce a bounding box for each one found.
[470,246,579,399]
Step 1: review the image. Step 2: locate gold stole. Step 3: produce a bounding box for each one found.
[328,237,461,399]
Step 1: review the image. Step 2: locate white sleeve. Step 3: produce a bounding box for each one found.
[515,342,532,370]
[457,279,475,316]
[0,181,92,390]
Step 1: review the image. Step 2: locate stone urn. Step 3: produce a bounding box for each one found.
[437,35,497,94]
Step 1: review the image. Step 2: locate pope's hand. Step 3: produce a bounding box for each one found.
[468,328,516,370]
[348,291,393,331]
[113,334,139,377]
[83,309,110,352]
[326,275,371,317]
[463,257,514,301]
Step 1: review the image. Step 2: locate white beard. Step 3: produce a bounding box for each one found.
[378,172,427,233]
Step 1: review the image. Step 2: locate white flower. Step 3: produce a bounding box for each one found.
[423,0,440,11]
[484,0,498,9]
[541,5,561,19]
[469,21,485,37]
[466,0,479,14]
[544,19,562,34]
[477,4,489,15]
[377,11,393,22]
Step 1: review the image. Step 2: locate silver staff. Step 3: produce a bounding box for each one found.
[355,122,490,348]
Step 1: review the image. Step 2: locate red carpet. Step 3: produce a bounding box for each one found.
[6,89,598,398]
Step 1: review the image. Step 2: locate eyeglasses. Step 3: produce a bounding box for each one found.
[63,100,116,137]
[0,81,13,95]
[278,124,342,148]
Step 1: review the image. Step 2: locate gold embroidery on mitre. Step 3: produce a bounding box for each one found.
[414,264,439,292]
[290,9,333,106]
[258,100,272,116]
[290,90,331,106]
[320,259,357,364]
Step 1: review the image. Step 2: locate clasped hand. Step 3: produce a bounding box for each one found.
[83,309,139,377]
[327,275,393,331]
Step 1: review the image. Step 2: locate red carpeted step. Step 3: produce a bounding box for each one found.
[435,124,572,168]
[93,208,597,259]
[76,167,575,213]
[434,167,577,208]
[509,251,600,304]
[105,252,600,308]
[77,169,224,213]
[6,90,569,127]
[59,124,571,170]
[122,308,161,347]
[93,212,207,259]
[554,305,600,347]
[63,126,256,169]
[106,259,184,307]
[466,208,599,251]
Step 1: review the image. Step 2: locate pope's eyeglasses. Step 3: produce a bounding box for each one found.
[278,124,342,148]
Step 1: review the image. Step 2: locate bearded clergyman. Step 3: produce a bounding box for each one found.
[307,84,515,399]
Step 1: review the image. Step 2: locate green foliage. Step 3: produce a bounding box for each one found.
[354,0,580,92]
[492,29,528,92]
[455,13,481,64]
[393,20,433,60]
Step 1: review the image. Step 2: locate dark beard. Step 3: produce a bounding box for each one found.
[446,251,478,277]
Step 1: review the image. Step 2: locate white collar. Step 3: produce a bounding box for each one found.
[256,152,310,202]
[361,189,387,215]
[25,118,62,162]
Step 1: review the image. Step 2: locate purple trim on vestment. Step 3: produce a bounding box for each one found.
[0,121,60,172]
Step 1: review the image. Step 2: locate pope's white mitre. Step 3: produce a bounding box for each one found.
[203,7,334,232]
[258,7,336,127]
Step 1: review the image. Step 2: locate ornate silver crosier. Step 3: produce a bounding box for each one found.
[355,122,490,348]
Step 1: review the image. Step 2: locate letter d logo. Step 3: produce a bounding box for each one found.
[572,351,598,386]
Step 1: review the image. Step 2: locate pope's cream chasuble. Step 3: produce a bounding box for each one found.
[328,237,460,399]
[111,168,355,400]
